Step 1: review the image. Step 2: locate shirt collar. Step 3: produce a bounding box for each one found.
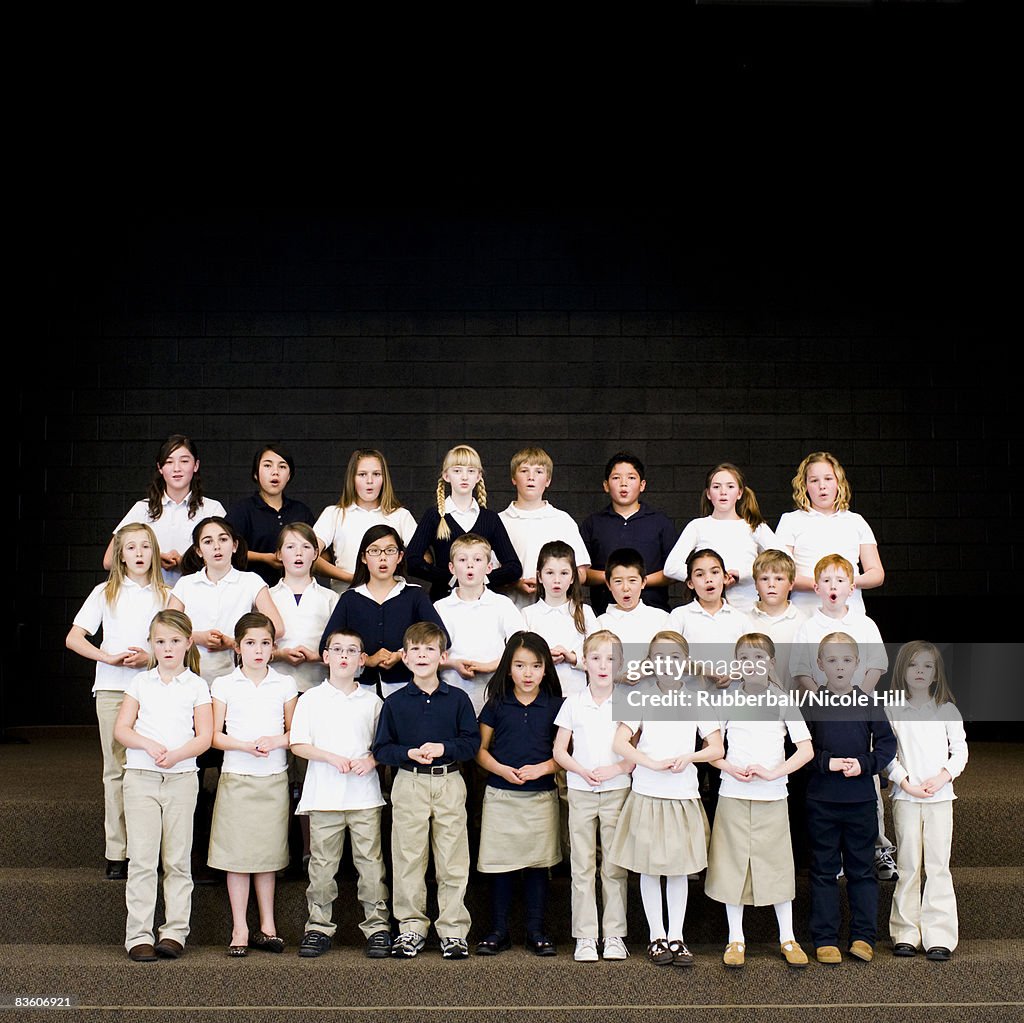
[148,666,193,686]
[502,689,552,708]
[502,501,552,519]
[354,577,408,602]
[600,501,651,520]
[197,567,239,587]
[445,495,480,516]
[751,601,799,621]
[162,492,192,509]
[320,680,366,700]
[534,600,569,616]
[253,491,294,513]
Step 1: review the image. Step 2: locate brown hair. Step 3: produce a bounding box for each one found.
[105,523,169,607]
[536,541,587,636]
[146,434,206,521]
[403,621,448,653]
[336,448,404,517]
[752,549,796,583]
[699,462,766,529]
[147,609,201,674]
[891,641,955,706]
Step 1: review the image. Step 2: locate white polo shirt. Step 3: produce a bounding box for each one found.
[718,702,811,801]
[211,667,298,776]
[72,579,167,693]
[522,600,599,696]
[668,601,751,665]
[114,494,226,585]
[886,701,968,804]
[313,503,417,594]
[498,501,591,609]
[270,580,340,692]
[291,681,385,813]
[596,603,671,656]
[554,687,630,792]
[746,602,808,691]
[790,608,888,688]
[444,495,481,534]
[774,509,877,613]
[618,705,720,799]
[123,667,211,773]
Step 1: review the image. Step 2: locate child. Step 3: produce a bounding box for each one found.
[775,451,884,613]
[581,452,677,615]
[313,449,417,595]
[208,613,298,956]
[595,548,670,652]
[553,630,633,962]
[608,652,723,967]
[523,541,599,697]
[664,462,779,612]
[705,634,814,968]
[406,444,522,602]
[168,517,284,683]
[66,523,170,879]
[805,633,897,964]
[885,642,968,961]
[290,629,391,959]
[475,632,564,957]
[105,434,226,584]
[318,525,448,698]
[372,622,480,959]
[226,444,318,588]
[498,446,590,609]
[746,550,808,691]
[435,533,525,714]
[113,609,213,961]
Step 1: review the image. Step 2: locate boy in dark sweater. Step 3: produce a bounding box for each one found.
[805,632,896,966]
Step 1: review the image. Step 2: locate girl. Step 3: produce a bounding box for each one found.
[313,449,417,594]
[208,613,298,956]
[104,434,226,584]
[664,463,779,612]
[66,523,170,878]
[168,517,284,684]
[522,541,598,697]
[775,451,884,613]
[608,636,724,968]
[706,634,814,968]
[475,632,564,957]
[225,443,318,588]
[317,524,448,697]
[886,642,968,961]
[113,609,213,961]
[553,630,633,962]
[406,444,521,602]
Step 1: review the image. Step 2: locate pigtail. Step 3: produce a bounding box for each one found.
[435,477,451,541]
[185,645,202,675]
[475,477,487,509]
[737,485,766,530]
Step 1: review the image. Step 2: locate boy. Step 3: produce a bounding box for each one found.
[290,630,391,959]
[747,549,808,691]
[805,633,896,965]
[499,447,590,609]
[581,452,677,615]
[372,622,481,960]
[595,548,670,653]
[434,534,525,714]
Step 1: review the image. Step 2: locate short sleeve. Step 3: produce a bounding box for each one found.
[752,522,780,553]
[72,584,107,636]
[553,699,575,731]
[192,681,212,707]
[281,677,300,702]
[789,622,814,678]
[395,508,418,543]
[313,506,341,548]
[784,708,811,744]
[854,513,878,546]
[289,693,313,745]
[774,511,800,549]
[124,673,145,703]
[478,702,497,729]
[115,500,151,535]
[500,600,526,640]
[210,676,230,702]
[170,577,189,604]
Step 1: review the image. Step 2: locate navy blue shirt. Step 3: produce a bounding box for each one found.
[478,689,564,791]
[406,507,523,602]
[805,687,897,803]
[317,581,450,687]
[226,492,316,587]
[372,679,481,768]
[580,502,678,614]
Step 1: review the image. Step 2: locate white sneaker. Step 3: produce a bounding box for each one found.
[603,936,629,960]
[875,848,898,881]
[574,937,599,962]
[391,931,426,958]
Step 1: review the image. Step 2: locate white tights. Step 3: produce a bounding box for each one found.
[640,873,688,942]
[725,900,795,944]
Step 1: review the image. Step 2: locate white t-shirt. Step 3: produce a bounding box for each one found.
[718,701,811,801]
[313,504,417,594]
[886,701,968,804]
[745,602,808,691]
[291,682,385,813]
[123,667,211,773]
[72,579,167,692]
[663,516,779,611]
[211,667,298,776]
[668,601,751,681]
[270,580,340,692]
[522,600,599,696]
[790,608,888,688]
[774,509,877,613]
[554,687,630,792]
[596,603,671,656]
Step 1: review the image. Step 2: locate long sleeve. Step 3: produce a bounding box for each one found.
[372,699,409,766]
[318,591,351,655]
[405,509,448,587]
[663,519,699,582]
[858,711,897,779]
[945,716,969,780]
[480,511,523,591]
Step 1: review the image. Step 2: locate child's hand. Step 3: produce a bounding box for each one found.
[725,763,752,782]
[516,577,538,596]
[249,740,270,758]
[408,747,433,765]
[549,645,573,665]
[331,754,353,774]
[253,735,281,754]
[746,763,779,781]
[419,742,445,761]
[579,768,603,787]
[204,629,231,651]
[379,650,403,669]
[828,757,850,773]
[365,649,389,668]
[298,646,321,663]
[921,770,951,795]
[724,569,741,589]
[712,674,733,690]
[143,739,168,762]
[842,759,862,777]
[654,758,677,772]
[350,755,375,776]
[452,659,476,680]
[669,754,692,773]
[153,748,179,769]
[161,549,182,570]
[516,762,548,782]
[901,779,930,799]
[590,764,619,783]
[123,646,149,668]
[102,649,133,666]
[503,766,526,785]
[280,647,307,666]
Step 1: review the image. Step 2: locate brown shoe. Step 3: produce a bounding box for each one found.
[667,940,695,967]
[780,941,809,967]
[816,945,842,964]
[849,940,874,962]
[723,941,745,968]
[154,938,184,959]
[128,943,158,962]
[646,938,674,965]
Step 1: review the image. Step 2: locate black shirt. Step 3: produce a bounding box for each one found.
[226,492,316,587]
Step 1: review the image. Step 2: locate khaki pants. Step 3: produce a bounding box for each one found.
[567,787,629,939]
[123,769,198,951]
[306,808,389,939]
[890,799,958,951]
[95,691,127,860]
[391,769,470,939]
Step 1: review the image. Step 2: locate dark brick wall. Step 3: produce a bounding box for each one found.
[11,209,1012,727]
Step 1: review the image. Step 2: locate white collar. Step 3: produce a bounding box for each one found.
[502,500,552,519]
[196,567,239,587]
[162,492,192,509]
[444,495,480,516]
[751,601,799,621]
[354,577,408,603]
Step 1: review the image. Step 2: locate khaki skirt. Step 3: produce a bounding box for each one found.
[476,787,561,873]
[607,791,710,877]
[705,796,795,906]
[208,771,290,873]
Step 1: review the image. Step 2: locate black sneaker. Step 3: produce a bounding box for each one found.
[391,932,426,958]
[105,859,129,880]
[365,930,392,958]
[298,931,331,958]
[440,937,469,959]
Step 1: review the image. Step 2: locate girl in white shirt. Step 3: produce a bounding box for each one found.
[664,463,779,612]
[886,642,968,960]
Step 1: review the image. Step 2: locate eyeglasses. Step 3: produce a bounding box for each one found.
[327,645,362,655]
[365,546,400,558]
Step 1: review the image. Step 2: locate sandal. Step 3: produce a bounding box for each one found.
[647,938,674,965]
[667,939,694,967]
[249,930,285,954]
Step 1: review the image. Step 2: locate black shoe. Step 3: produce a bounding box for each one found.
[192,862,222,886]
[298,931,331,958]
[893,943,917,957]
[105,859,129,880]
[365,930,392,958]
[926,946,952,961]
[526,933,557,957]
[476,932,512,956]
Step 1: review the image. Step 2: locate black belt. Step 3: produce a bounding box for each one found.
[399,762,459,775]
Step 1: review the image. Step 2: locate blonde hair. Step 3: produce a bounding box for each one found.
[752,549,796,583]
[435,445,487,541]
[735,632,784,690]
[147,609,201,674]
[105,523,169,607]
[337,449,403,517]
[647,630,689,659]
[699,462,766,529]
[817,631,859,658]
[510,446,553,479]
[792,451,852,512]
[583,629,623,659]
[449,532,492,560]
[891,641,955,706]
[814,553,855,582]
